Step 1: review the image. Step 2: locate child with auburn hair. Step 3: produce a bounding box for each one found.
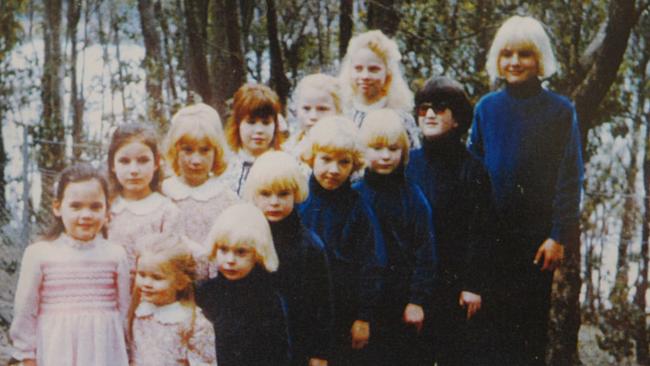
[338,30,421,149]
[470,16,583,365]
[222,83,286,195]
[129,234,216,365]
[353,109,437,366]
[161,103,239,248]
[10,164,130,366]
[196,203,290,366]
[243,151,332,366]
[298,116,386,365]
[107,123,182,275]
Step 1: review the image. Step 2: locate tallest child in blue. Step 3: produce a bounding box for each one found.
[469,16,583,365]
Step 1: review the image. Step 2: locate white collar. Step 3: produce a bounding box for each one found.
[111,192,167,215]
[57,233,102,250]
[134,301,192,324]
[353,96,388,113]
[162,175,229,201]
[235,149,257,164]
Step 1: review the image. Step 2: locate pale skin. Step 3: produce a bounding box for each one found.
[351,320,370,349]
[534,238,564,272]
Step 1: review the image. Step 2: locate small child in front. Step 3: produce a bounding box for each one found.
[353,109,437,366]
[129,234,217,365]
[196,203,290,366]
[243,151,332,366]
[298,116,386,366]
[10,164,130,366]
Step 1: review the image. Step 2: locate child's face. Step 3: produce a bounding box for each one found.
[215,243,257,281]
[417,103,458,140]
[53,179,107,241]
[498,45,539,85]
[366,140,402,175]
[176,137,215,187]
[296,87,337,131]
[253,186,295,222]
[351,48,387,103]
[313,150,354,190]
[239,116,276,157]
[113,141,157,200]
[135,255,179,306]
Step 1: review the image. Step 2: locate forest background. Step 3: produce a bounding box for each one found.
[0,0,648,364]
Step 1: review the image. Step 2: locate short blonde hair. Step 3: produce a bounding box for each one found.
[360,109,410,164]
[163,103,228,176]
[486,15,557,83]
[339,30,414,112]
[205,203,279,272]
[293,73,342,114]
[242,151,308,203]
[300,116,364,172]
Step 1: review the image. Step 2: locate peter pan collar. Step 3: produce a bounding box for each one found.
[57,233,101,250]
[135,301,192,324]
[111,192,167,215]
[353,96,388,113]
[162,175,229,201]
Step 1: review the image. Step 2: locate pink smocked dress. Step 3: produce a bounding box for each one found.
[131,301,217,366]
[108,192,183,272]
[10,234,130,366]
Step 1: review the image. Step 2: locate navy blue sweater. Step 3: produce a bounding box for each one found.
[353,168,437,311]
[407,136,493,294]
[468,80,583,248]
[298,175,386,329]
[269,211,333,364]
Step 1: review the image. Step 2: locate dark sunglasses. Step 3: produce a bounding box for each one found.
[417,102,449,116]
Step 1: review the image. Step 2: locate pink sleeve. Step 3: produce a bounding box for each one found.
[115,247,131,329]
[161,201,184,238]
[187,311,217,366]
[10,244,43,360]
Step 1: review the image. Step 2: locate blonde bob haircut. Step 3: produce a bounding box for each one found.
[486,15,557,83]
[339,30,414,112]
[360,108,410,164]
[293,73,343,114]
[163,103,228,177]
[242,151,309,204]
[301,115,364,172]
[205,203,279,272]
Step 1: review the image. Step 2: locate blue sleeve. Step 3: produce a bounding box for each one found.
[303,231,333,359]
[550,107,584,245]
[468,102,485,160]
[408,185,437,306]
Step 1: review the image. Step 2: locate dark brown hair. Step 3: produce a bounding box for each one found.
[107,123,161,197]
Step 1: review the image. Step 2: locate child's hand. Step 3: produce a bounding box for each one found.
[533,238,564,272]
[458,291,482,320]
[308,357,328,366]
[22,360,37,366]
[350,320,370,349]
[402,303,424,332]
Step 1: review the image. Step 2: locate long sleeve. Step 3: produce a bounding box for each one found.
[467,107,484,159]
[187,311,218,366]
[303,232,333,359]
[354,202,386,322]
[161,201,185,238]
[550,107,584,245]
[408,186,437,306]
[10,244,42,360]
[116,247,131,328]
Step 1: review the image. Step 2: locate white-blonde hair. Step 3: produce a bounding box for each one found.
[300,115,365,172]
[205,203,279,272]
[339,30,414,112]
[360,109,410,164]
[163,103,229,176]
[242,151,309,203]
[293,73,342,114]
[486,15,557,83]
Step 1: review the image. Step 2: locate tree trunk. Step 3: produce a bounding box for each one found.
[67,0,83,161]
[366,0,400,37]
[339,0,352,59]
[265,0,290,106]
[111,4,128,123]
[39,0,65,215]
[156,2,179,107]
[184,0,212,104]
[138,0,165,130]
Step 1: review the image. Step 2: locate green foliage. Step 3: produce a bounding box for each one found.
[0,0,24,63]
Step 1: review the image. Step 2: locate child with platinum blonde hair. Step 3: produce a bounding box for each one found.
[339,30,421,149]
[196,203,289,366]
[354,109,436,366]
[243,151,333,366]
[298,116,386,365]
[161,103,239,253]
[470,15,583,365]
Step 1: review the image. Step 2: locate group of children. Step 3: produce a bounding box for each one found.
[9,14,582,366]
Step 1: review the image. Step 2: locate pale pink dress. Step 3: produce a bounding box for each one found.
[220,150,256,196]
[10,234,130,366]
[108,192,183,272]
[131,301,217,366]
